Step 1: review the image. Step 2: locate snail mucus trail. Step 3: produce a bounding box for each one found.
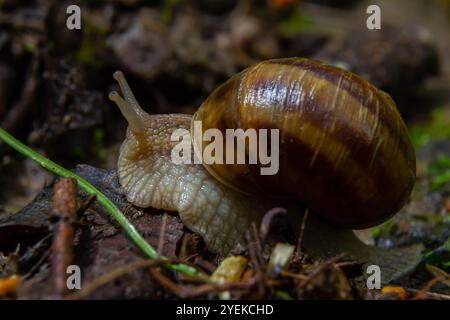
[109,58,421,284]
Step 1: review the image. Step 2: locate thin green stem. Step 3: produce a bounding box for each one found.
[0,127,199,277]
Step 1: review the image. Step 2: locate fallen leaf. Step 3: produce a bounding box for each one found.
[381,286,408,300]
[211,256,247,284]
[0,275,21,298]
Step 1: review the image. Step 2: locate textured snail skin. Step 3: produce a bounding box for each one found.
[193,58,416,228]
[117,113,263,254]
[109,71,264,254]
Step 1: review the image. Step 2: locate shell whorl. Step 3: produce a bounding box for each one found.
[193,58,416,228]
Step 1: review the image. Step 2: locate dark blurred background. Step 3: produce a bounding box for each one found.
[0,0,449,212]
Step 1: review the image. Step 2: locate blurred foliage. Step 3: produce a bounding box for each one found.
[423,237,450,272]
[76,19,109,67]
[429,154,450,190]
[410,107,450,148]
[371,219,394,239]
[275,290,294,300]
[24,41,36,53]
[162,0,184,24]
[277,8,313,36]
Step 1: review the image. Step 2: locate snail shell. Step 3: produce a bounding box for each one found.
[193,58,416,228]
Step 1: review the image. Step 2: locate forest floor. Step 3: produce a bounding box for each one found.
[0,0,449,299]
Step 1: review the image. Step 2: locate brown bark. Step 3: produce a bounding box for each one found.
[50,178,78,297]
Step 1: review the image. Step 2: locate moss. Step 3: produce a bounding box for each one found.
[277,8,313,37]
[24,41,36,53]
[162,0,185,24]
[76,19,109,67]
[410,107,450,148]
[428,154,450,190]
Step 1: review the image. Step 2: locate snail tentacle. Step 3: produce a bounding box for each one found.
[109,91,144,133]
[110,71,147,133]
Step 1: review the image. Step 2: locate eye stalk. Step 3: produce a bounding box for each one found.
[109,71,146,134]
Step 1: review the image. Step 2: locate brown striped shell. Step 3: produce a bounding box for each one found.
[192,58,416,228]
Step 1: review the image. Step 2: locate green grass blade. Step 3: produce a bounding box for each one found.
[0,127,199,277]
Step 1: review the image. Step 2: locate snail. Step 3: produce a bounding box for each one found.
[109,58,422,283]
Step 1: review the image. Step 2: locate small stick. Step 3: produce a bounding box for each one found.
[251,222,264,267]
[411,276,446,300]
[76,194,96,217]
[157,213,168,256]
[246,224,266,297]
[185,278,257,298]
[151,269,257,299]
[280,270,308,281]
[407,287,450,300]
[150,268,187,298]
[295,208,309,260]
[50,178,78,298]
[68,259,164,300]
[69,257,204,300]
[297,253,347,289]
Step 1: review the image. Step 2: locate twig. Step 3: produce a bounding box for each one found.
[157,213,167,256]
[0,128,199,277]
[150,267,257,299]
[251,222,265,268]
[21,234,52,280]
[411,276,447,300]
[193,257,216,273]
[76,194,96,217]
[280,270,308,281]
[407,287,450,300]
[185,278,257,298]
[297,253,347,289]
[150,268,187,298]
[295,208,309,260]
[179,234,190,261]
[245,224,266,297]
[68,259,165,300]
[50,178,78,298]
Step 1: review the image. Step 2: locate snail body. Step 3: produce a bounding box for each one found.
[110,77,261,253]
[109,58,420,282]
